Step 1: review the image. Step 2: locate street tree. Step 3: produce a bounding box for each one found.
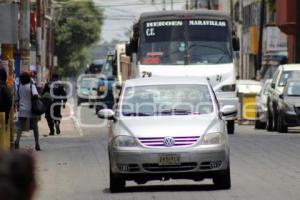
[55,0,103,77]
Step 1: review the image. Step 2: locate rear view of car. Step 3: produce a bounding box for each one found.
[77,77,98,106]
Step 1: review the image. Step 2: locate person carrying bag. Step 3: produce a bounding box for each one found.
[15,72,43,151]
[30,82,46,115]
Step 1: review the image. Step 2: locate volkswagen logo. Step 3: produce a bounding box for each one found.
[163,137,175,147]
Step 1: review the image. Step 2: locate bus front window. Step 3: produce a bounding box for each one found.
[140,19,232,65]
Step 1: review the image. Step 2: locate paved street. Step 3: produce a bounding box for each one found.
[21,104,300,200]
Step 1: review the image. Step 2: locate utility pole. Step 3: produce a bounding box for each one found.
[230,0,234,19]
[171,0,173,10]
[207,0,212,10]
[195,0,198,9]
[185,0,189,10]
[20,0,30,72]
[36,0,42,89]
[257,0,265,76]
[296,0,300,63]
[162,0,166,10]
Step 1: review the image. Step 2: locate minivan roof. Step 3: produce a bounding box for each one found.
[281,64,300,71]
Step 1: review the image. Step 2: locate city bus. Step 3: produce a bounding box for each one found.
[125,10,240,134]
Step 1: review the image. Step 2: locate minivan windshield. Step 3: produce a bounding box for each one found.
[121,84,214,116]
[286,82,300,96]
[140,19,232,65]
[279,71,300,86]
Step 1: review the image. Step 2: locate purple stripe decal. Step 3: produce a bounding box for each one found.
[139,136,199,140]
[140,140,197,144]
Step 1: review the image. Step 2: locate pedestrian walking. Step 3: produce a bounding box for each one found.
[50,74,67,135]
[41,83,54,135]
[0,67,12,125]
[15,71,41,151]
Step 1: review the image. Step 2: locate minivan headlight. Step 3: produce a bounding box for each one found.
[285,103,296,113]
[201,132,225,145]
[112,136,138,147]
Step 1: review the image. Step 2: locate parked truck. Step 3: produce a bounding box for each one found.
[118,10,240,134]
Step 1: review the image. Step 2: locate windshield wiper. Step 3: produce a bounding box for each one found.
[287,94,300,97]
[122,112,151,116]
[188,44,229,55]
[187,44,231,64]
[157,109,194,115]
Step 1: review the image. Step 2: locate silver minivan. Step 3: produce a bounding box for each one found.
[98,77,236,192]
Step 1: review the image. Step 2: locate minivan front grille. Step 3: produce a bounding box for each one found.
[143,162,197,172]
[138,136,200,147]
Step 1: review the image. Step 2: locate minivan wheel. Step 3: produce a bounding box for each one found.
[278,113,288,133]
[109,168,125,193]
[255,120,266,129]
[227,120,235,134]
[255,112,265,129]
[213,165,231,189]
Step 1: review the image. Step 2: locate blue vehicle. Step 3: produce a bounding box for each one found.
[94,58,115,113]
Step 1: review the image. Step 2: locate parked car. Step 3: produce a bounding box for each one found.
[77,77,98,106]
[255,79,272,129]
[98,77,236,192]
[276,79,300,133]
[266,64,300,131]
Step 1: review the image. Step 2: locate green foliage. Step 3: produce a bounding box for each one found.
[266,0,275,13]
[55,0,103,77]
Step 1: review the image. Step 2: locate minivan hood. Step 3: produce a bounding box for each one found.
[117,114,221,138]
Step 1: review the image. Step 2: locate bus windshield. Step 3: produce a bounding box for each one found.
[140,19,232,65]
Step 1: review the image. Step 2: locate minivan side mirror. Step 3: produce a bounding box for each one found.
[220,105,237,120]
[97,109,115,120]
[232,37,240,51]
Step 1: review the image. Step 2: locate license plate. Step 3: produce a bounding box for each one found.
[159,154,180,166]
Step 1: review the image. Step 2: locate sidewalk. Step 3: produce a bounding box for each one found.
[19,107,79,150]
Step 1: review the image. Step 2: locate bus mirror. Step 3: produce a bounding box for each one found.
[132,39,138,53]
[232,37,240,51]
[125,43,132,56]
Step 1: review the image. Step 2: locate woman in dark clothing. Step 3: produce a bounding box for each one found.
[50,74,67,134]
[41,83,54,135]
[0,67,12,125]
